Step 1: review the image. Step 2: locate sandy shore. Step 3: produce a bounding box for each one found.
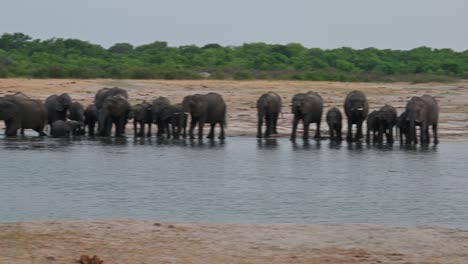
[0,78,467,140]
[1,79,468,263]
[1,221,468,263]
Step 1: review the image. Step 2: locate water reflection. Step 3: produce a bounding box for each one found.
[257,138,279,149]
[292,140,322,151]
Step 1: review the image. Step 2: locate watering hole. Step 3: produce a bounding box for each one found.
[0,137,467,229]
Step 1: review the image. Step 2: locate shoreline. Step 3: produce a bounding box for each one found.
[1,220,467,263]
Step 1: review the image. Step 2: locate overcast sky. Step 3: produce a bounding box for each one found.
[1,0,467,50]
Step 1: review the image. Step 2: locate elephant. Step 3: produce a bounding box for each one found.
[366,110,380,143]
[182,93,226,140]
[98,95,131,137]
[405,95,439,145]
[376,104,397,144]
[68,101,85,135]
[326,107,342,141]
[396,110,410,144]
[256,91,282,138]
[94,87,129,137]
[290,91,323,141]
[159,103,188,139]
[95,87,128,109]
[50,120,84,137]
[45,93,72,125]
[0,94,47,136]
[129,101,153,137]
[344,90,369,142]
[84,104,98,136]
[151,96,171,137]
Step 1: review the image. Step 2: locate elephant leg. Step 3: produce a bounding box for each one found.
[257,115,263,138]
[133,120,138,137]
[189,119,196,139]
[219,122,225,140]
[346,119,353,142]
[198,121,204,140]
[290,116,299,141]
[207,123,215,139]
[265,116,272,138]
[139,121,145,137]
[5,120,19,137]
[302,119,310,140]
[356,121,363,140]
[314,121,321,139]
[420,125,426,145]
[337,125,342,141]
[329,124,334,141]
[89,122,95,136]
[433,123,439,145]
[388,128,394,144]
[273,112,279,134]
[366,127,371,143]
[147,122,152,137]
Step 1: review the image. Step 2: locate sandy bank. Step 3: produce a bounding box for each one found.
[0,79,467,140]
[1,220,467,263]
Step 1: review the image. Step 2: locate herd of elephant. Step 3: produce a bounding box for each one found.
[0,87,226,140]
[258,90,439,145]
[0,87,439,145]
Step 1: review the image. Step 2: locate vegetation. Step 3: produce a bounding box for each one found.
[0,32,467,82]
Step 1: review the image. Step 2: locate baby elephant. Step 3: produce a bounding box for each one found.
[326,107,342,141]
[50,120,84,137]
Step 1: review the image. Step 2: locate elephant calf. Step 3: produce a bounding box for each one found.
[366,105,397,144]
[257,91,282,138]
[50,120,83,137]
[130,102,153,137]
[326,107,342,141]
[84,104,98,136]
[160,104,188,139]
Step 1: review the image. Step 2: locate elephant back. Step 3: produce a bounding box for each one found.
[95,87,128,109]
[326,107,342,123]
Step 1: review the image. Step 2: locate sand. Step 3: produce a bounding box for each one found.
[1,79,468,263]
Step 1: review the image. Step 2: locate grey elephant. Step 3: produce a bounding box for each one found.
[396,110,410,144]
[68,101,85,135]
[376,104,397,144]
[129,101,153,137]
[45,93,72,125]
[0,93,47,136]
[84,104,98,136]
[182,93,226,140]
[405,95,439,145]
[344,90,369,142]
[290,91,323,141]
[366,110,380,143]
[98,95,131,137]
[326,107,342,141]
[256,91,282,138]
[159,103,188,139]
[151,96,171,137]
[94,87,129,137]
[50,120,84,137]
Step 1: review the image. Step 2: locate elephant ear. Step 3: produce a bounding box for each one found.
[0,100,19,119]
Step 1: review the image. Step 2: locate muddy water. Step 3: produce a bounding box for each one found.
[0,137,467,229]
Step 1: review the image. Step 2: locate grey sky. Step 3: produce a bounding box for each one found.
[1,0,467,50]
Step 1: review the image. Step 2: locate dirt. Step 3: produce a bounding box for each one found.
[0,78,467,140]
[1,221,467,263]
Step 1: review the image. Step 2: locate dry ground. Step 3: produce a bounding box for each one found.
[0,79,467,139]
[1,221,468,264]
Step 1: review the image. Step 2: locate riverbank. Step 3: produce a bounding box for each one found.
[0,79,467,140]
[1,220,467,263]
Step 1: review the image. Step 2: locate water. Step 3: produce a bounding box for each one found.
[0,137,467,229]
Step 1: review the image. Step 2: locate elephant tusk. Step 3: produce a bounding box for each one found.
[357,108,364,111]
[184,112,190,115]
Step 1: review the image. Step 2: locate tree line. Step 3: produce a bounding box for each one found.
[0,32,467,82]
